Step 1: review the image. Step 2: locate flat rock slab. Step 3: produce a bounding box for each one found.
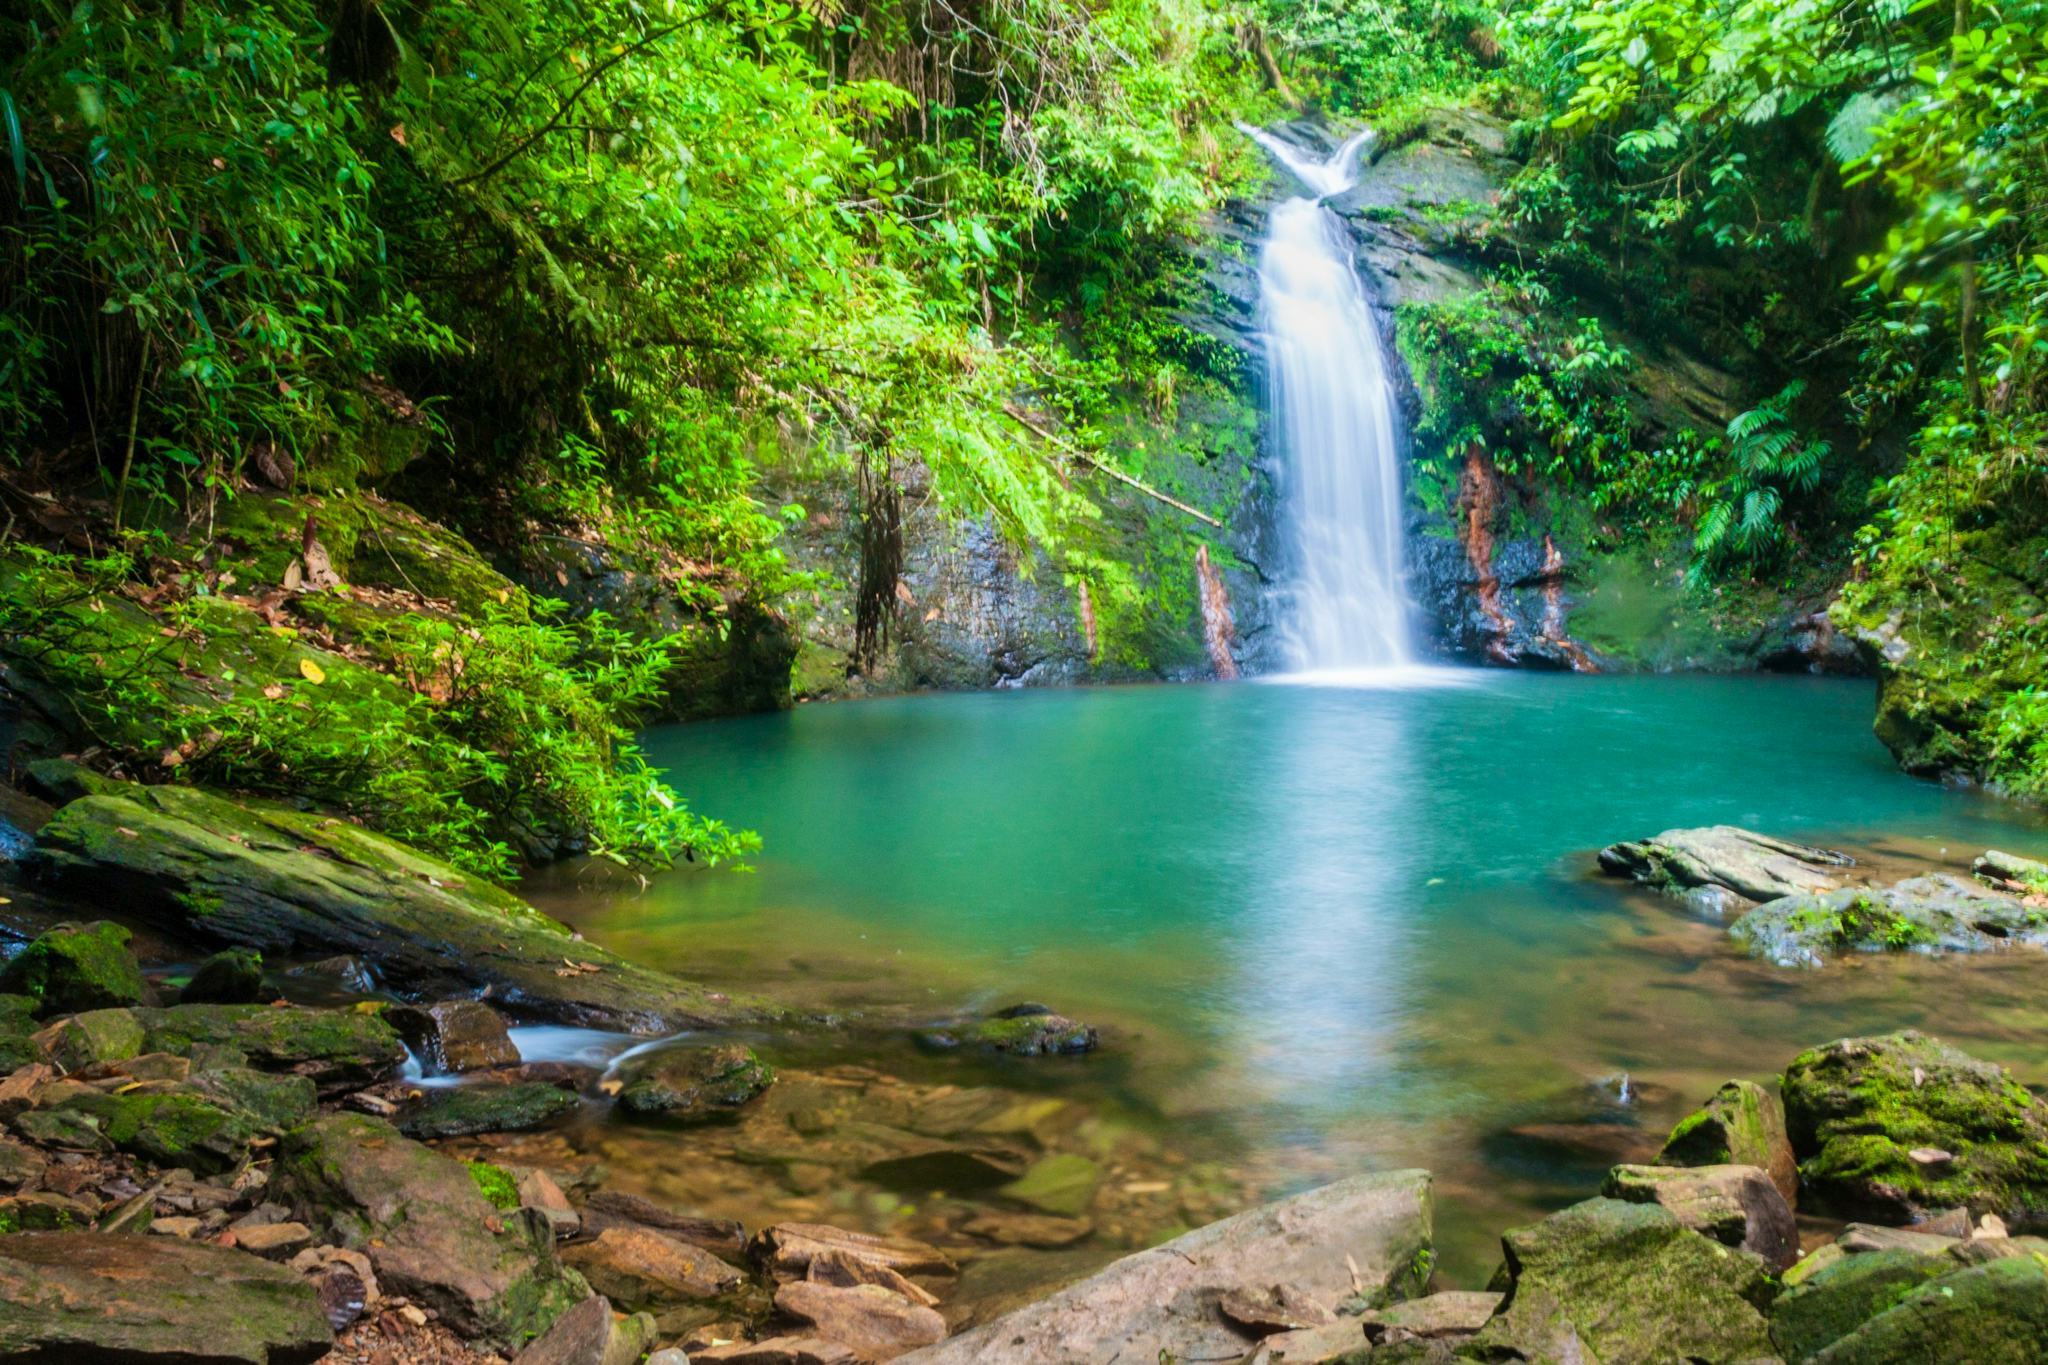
[897,1170,1432,1365]
[1599,825,1852,903]
[0,1230,332,1364]
[1733,874,2048,965]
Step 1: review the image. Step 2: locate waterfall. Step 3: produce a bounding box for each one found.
[1247,126,1415,674]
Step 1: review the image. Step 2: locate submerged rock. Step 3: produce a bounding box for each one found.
[29,778,780,1032]
[753,1223,958,1286]
[773,1279,947,1360]
[397,1079,582,1139]
[918,1003,1098,1057]
[1603,1162,1799,1270]
[181,948,267,1005]
[1598,825,1852,904]
[1469,1197,1773,1363]
[1781,1032,2048,1227]
[0,920,146,1015]
[0,1230,332,1363]
[1732,874,2048,966]
[562,1224,745,1310]
[274,1113,587,1349]
[896,1170,1432,1364]
[613,1041,774,1119]
[1658,1078,1798,1205]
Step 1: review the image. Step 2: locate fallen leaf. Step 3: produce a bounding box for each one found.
[298,658,326,685]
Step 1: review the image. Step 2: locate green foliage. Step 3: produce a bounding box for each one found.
[0,547,754,880]
[466,1160,521,1211]
[1689,380,1829,579]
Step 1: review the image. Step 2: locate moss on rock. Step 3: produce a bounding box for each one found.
[181,948,266,1005]
[1769,1247,1952,1362]
[613,1042,774,1119]
[0,921,145,1016]
[134,1004,403,1094]
[1809,1254,2048,1363]
[1659,1078,1799,1204]
[397,1082,581,1140]
[31,1007,145,1071]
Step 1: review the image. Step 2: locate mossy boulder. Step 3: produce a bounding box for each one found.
[0,921,145,1016]
[1732,875,2048,967]
[274,1113,587,1349]
[1808,1254,2048,1363]
[1660,1078,1798,1204]
[613,1042,774,1119]
[0,1231,332,1364]
[398,1081,582,1139]
[1468,1197,1774,1363]
[1602,1163,1798,1271]
[31,1007,145,1071]
[31,779,778,1032]
[52,1087,266,1174]
[188,1066,320,1131]
[1597,826,1851,905]
[135,1004,403,1094]
[1770,1248,1953,1362]
[1781,1032,2048,1227]
[0,994,37,1071]
[181,948,267,1005]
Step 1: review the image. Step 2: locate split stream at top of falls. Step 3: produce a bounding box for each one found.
[493,134,2048,1321]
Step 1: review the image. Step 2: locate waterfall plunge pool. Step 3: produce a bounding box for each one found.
[511,672,2048,1311]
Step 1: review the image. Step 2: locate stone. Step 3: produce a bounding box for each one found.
[188,1065,321,1131]
[695,1338,857,1365]
[108,1049,194,1081]
[289,1245,380,1330]
[389,998,519,1074]
[0,920,145,1016]
[1732,874,2048,965]
[234,1220,315,1257]
[959,1210,1092,1248]
[0,1189,99,1229]
[152,1215,205,1237]
[998,1153,1100,1217]
[1466,1197,1774,1364]
[49,1085,273,1173]
[135,1003,406,1095]
[585,1188,746,1256]
[31,1005,144,1071]
[0,1134,44,1188]
[920,1004,1098,1056]
[0,995,37,1072]
[182,947,267,1004]
[806,1249,941,1307]
[1769,1248,1952,1362]
[1597,826,1852,902]
[897,1171,1432,1365]
[753,1223,958,1284]
[273,1113,586,1349]
[1975,849,2048,886]
[613,1041,774,1119]
[519,1165,581,1237]
[12,1106,109,1153]
[1603,1162,1800,1270]
[774,1279,946,1360]
[514,1293,660,1365]
[648,1351,690,1365]
[1217,1284,1336,1336]
[1835,1222,1962,1255]
[398,1080,582,1138]
[562,1225,746,1309]
[30,779,779,1031]
[0,1230,332,1363]
[1657,1077,1798,1205]
[1810,1255,2048,1362]
[1781,1031,2048,1226]
[1360,1290,1501,1340]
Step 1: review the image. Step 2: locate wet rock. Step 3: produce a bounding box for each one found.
[1733,874,2048,966]
[0,1230,332,1363]
[32,1005,144,1070]
[696,1337,858,1365]
[0,1134,44,1188]
[0,1188,100,1228]
[753,1223,957,1285]
[0,994,37,1071]
[1769,1248,1951,1361]
[398,1079,582,1138]
[897,1170,1432,1365]
[1467,1197,1773,1363]
[135,1003,405,1094]
[1975,849,2048,887]
[0,920,145,1015]
[188,1065,320,1131]
[775,1279,947,1361]
[513,1292,658,1365]
[1603,1162,1799,1270]
[1781,1032,2048,1227]
[182,947,267,1004]
[613,1041,774,1119]
[919,1004,1098,1056]
[50,1085,273,1173]
[389,998,519,1074]
[518,1165,581,1238]
[959,1210,1092,1248]
[274,1113,587,1349]
[1657,1077,1798,1204]
[1217,1283,1335,1336]
[1598,825,1852,904]
[30,779,781,1031]
[806,1249,940,1307]
[561,1224,746,1309]
[1809,1255,2048,1361]
[285,954,377,996]
[998,1153,1100,1217]
[584,1187,746,1257]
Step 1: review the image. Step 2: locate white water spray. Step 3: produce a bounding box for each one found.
[1246,126,1415,673]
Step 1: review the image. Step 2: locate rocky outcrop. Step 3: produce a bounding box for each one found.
[1603,1162,1799,1270]
[1782,1032,2048,1227]
[1599,824,1853,910]
[897,1169,1432,1364]
[1658,1078,1798,1205]
[30,777,778,1032]
[0,1231,333,1363]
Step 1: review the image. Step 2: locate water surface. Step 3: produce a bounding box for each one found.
[530,672,2048,1291]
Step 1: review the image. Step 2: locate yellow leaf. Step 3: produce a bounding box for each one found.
[298,658,327,685]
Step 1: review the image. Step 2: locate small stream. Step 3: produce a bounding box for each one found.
[520,672,2048,1301]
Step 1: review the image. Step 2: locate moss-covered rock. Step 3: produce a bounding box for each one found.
[1602,1163,1799,1271]
[32,779,779,1033]
[0,1230,332,1363]
[1769,1247,1952,1362]
[613,1041,774,1119]
[0,994,36,1072]
[132,1003,402,1094]
[31,1007,145,1071]
[397,1081,582,1139]
[919,1003,1099,1056]
[54,1087,265,1173]
[1809,1254,2048,1363]
[274,1113,587,1349]
[181,947,266,1005]
[1781,1032,2048,1227]
[0,921,145,1016]
[1468,1197,1774,1363]
[1732,875,2048,967]
[188,1066,320,1131]
[1659,1078,1798,1205]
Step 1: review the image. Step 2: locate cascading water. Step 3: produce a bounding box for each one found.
[1246,126,1415,674]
